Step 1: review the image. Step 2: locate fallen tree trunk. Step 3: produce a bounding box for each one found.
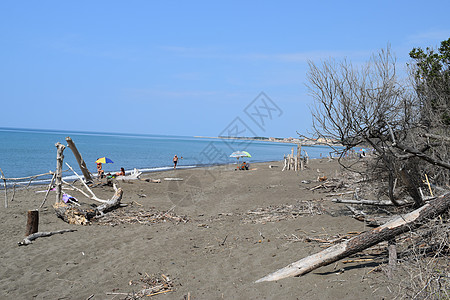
[18,229,77,246]
[256,192,450,283]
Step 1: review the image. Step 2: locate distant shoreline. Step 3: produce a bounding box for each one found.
[193,135,341,146]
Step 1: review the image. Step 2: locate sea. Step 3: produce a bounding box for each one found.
[0,127,333,187]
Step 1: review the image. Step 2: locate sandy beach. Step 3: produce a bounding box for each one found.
[0,159,391,299]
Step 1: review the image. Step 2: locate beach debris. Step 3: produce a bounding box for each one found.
[108,273,174,299]
[94,203,188,226]
[282,145,305,171]
[141,178,161,183]
[255,192,450,283]
[318,175,328,182]
[243,200,325,224]
[18,229,77,246]
[164,177,184,181]
[332,198,409,206]
[53,186,124,225]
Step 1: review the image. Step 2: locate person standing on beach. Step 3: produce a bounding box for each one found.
[173,155,183,169]
[173,155,179,169]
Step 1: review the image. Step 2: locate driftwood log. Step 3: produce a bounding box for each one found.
[65,136,93,183]
[332,198,408,206]
[18,229,77,246]
[54,187,123,225]
[256,192,450,283]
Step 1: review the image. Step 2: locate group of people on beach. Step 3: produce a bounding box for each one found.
[96,163,125,179]
[95,154,183,181]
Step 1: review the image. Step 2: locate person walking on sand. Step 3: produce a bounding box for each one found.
[173,155,183,169]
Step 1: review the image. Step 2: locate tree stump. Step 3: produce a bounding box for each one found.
[25,210,39,236]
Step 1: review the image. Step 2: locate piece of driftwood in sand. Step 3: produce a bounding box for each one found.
[164,178,183,181]
[332,198,408,206]
[141,178,162,183]
[18,229,77,246]
[255,192,450,283]
[345,205,395,227]
[53,187,124,225]
[55,142,66,204]
[65,136,93,183]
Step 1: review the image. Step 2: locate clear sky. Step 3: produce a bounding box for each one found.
[1,1,449,138]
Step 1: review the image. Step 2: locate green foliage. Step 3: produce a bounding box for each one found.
[409,38,450,126]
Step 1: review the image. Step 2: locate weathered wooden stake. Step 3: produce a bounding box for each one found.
[26,210,39,236]
[0,168,7,208]
[387,238,397,279]
[55,142,66,204]
[65,136,93,183]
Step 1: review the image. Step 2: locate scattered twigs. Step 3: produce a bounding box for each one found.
[18,229,77,246]
[244,200,325,224]
[122,273,174,298]
[95,204,188,226]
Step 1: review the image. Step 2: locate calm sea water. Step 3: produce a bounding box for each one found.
[0,127,332,186]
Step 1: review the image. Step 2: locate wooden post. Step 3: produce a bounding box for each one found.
[26,210,39,236]
[65,136,93,183]
[387,238,397,279]
[55,142,66,204]
[0,168,7,208]
[304,150,309,165]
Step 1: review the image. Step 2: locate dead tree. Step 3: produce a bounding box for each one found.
[307,46,449,207]
[65,136,93,182]
[256,192,450,282]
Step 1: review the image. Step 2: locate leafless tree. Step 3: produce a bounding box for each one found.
[307,46,449,207]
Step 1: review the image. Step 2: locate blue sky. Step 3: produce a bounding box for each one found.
[1,1,449,138]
